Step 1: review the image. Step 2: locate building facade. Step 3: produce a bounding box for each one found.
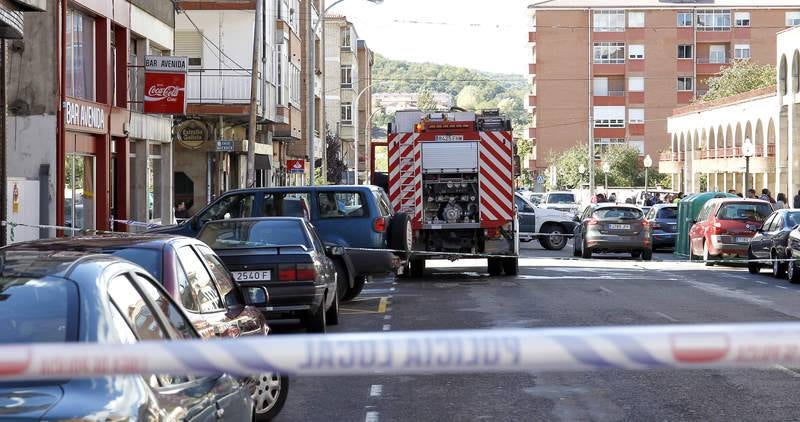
[323,15,373,183]
[527,0,799,175]
[7,0,173,242]
[660,25,800,200]
[299,0,325,184]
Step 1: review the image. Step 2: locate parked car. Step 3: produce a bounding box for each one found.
[747,209,800,277]
[0,250,252,421]
[783,224,800,283]
[572,204,653,260]
[514,192,576,250]
[689,198,772,265]
[3,235,288,420]
[152,186,408,302]
[540,191,579,216]
[199,217,339,333]
[645,204,678,249]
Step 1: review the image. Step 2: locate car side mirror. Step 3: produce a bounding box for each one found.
[241,286,269,307]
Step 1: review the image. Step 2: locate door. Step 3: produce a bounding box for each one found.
[750,214,775,258]
[514,196,536,236]
[312,191,372,247]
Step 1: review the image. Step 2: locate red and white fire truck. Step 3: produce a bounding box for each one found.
[387,109,519,277]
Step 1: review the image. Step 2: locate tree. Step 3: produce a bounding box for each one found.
[702,60,776,101]
[417,90,438,112]
[601,145,642,187]
[324,128,347,184]
[546,143,595,190]
[456,85,481,110]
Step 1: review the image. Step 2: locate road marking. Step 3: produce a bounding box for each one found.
[349,297,384,302]
[370,384,383,397]
[339,308,384,315]
[378,297,388,313]
[775,364,800,378]
[655,311,679,322]
[365,411,379,422]
[382,324,391,331]
[776,285,790,290]
[754,280,769,285]
[598,286,613,294]
[361,288,396,295]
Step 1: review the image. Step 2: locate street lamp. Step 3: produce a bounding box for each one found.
[643,154,653,194]
[602,162,610,193]
[307,0,383,185]
[743,137,755,195]
[578,163,586,188]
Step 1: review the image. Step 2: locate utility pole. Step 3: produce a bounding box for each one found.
[246,0,263,188]
[307,1,316,185]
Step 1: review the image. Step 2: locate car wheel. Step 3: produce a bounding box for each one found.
[252,373,289,421]
[342,276,366,301]
[788,252,800,284]
[487,258,503,276]
[502,258,519,276]
[539,225,567,250]
[306,300,327,333]
[642,249,653,261]
[703,241,714,266]
[581,240,592,259]
[332,259,349,302]
[631,251,642,259]
[572,238,581,257]
[409,258,425,278]
[772,251,787,279]
[326,287,340,326]
[747,247,760,274]
[389,213,412,253]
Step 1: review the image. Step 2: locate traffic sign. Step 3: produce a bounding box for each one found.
[287,159,305,174]
[536,175,545,184]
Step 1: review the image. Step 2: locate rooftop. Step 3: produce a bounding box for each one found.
[672,85,776,117]
[530,0,800,9]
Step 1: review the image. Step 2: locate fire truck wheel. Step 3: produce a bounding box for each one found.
[502,258,519,276]
[409,259,425,278]
[342,276,366,301]
[487,258,503,276]
[389,213,413,253]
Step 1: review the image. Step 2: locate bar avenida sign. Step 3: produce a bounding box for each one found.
[144,56,188,115]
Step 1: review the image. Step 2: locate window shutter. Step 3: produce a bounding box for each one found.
[175,31,203,66]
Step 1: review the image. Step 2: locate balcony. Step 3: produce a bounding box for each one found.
[696,57,731,74]
[659,152,685,161]
[186,69,259,105]
[174,0,256,10]
[593,90,625,106]
[528,95,537,108]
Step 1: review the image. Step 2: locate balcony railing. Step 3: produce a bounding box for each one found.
[660,152,685,161]
[186,68,261,105]
[685,145,778,161]
[696,57,731,64]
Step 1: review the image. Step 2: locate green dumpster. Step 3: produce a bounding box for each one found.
[675,192,737,258]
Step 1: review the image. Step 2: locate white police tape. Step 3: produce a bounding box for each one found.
[3,323,800,381]
[110,219,162,229]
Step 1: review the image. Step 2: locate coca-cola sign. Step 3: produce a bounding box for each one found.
[143,56,188,115]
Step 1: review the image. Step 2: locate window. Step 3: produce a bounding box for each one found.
[628,12,645,28]
[628,76,644,92]
[289,63,300,104]
[786,11,800,26]
[196,246,243,309]
[175,31,203,67]
[593,42,625,64]
[677,44,693,59]
[261,192,311,218]
[109,275,166,342]
[677,77,694,91]
[318,192,366,219]
[341,28,352,49]
[109,303,137,344]
[341,65,353,88]
[734,44,751,60]
[696,9,731,31]
[716,203,773,222]
[341,102,353,124]
[593,138,626,157]
[110,248,162,281]
[197,193,255,225]
[175,258,200,311]
[677,12,693,27]
[0,278,76,344]
[198,219,311,249]
[735,12,750,27]
[629,108,644,124]
[593,10,625,32]
[133,273,196,341]
[628,44,644,59]
[176,246,224,313]
[593,106,625,128]
[65,8,95,100]
[709,45,727,64]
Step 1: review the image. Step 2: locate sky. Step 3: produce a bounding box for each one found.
[330,0,532,75]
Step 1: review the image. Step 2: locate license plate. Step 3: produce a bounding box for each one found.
[609,224,631,230]
[736,237,751,243]
[435,135,464,142]
[232,271,271,282]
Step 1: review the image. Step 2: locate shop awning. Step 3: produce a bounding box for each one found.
[255,154,271,170]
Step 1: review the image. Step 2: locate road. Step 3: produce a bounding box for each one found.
[274,241,800,421]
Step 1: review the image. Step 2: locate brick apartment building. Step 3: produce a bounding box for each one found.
[527,0,800,175]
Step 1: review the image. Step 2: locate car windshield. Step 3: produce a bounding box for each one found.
[109,248,162,281]
[717,203,773,221]
[199,219,311,249]
[788,212,800,227]
[657,207,678,219]
[0,278,75,344]
[547,193,574,204]
[593,207,643,220]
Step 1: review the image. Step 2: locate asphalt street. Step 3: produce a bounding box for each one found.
[274,241,800,422]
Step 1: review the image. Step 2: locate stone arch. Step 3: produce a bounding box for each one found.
[725,125,734,154]
[780,54,788,96]
[793,50,800,94]
[735,122,743,148]
[718,125,725,153]
[755,119,765,155]
[768,118,776,145]
[708,127,717,153]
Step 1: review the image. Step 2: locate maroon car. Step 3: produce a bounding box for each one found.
[4,234,288,421]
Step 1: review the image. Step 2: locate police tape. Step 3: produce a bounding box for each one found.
[4,323,800,381]
[110,219,162,229]
[2,221,139,237]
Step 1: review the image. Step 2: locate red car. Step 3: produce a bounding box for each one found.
[689,198,773,265]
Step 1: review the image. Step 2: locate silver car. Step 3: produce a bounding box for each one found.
[573,204,653,260]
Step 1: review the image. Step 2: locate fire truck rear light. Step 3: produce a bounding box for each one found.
[486,228,501,239]
[296,264,317,281]
[373,217,387,233]
[278,264,296,281]
[414,123,424,133]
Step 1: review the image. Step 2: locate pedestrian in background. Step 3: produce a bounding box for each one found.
[760,188,776,204]
[728,189,737,195]
[747,189,757,199]
[777,193,788,209]
[794,190,800,208]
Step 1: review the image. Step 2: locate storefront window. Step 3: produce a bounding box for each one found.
[129,152,136,218]
[65,8,95,101]
[64,154,95,231]
[148,143,162,223]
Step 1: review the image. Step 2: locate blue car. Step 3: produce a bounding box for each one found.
[152,186,410,301]
[645,203,678,249]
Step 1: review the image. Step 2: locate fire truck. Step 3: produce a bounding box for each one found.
[387,109,519,277]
